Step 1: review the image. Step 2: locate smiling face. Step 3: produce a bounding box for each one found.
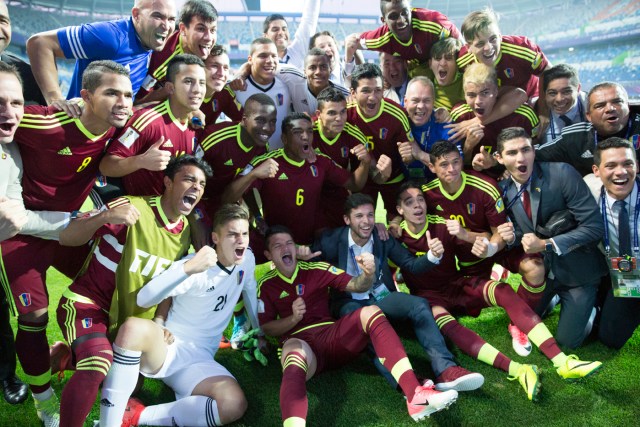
[264,18,290,52]
[464,80,498,120]
[204,52,230,93]
[344,203,375,245]
[264,232,298,278]
[305,55,331,95]
[249,42,278,85]
[180,15,217,59]
[282,118,314,162]
[404,80,434,127]
[351,76,384,119]
[0,72,24,144]
[586,85,630,137]
[166,63,206,119]
[313,34,340,71]
[132,0,177,52]
[82,73,133,131]
[396,187,427,228]
[545,77,579,116]
[467,23,501,66]
[429,52,457,86]
[212,218,250,267]
[242,102,277,147]
[593,147,637,201]
[317,100,347,139]
[381,0,412,42]
[380,53,407,89]
[162,164,207,220]
[495,137,535,184]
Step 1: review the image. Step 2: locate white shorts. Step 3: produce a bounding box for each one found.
[142,337,234,399]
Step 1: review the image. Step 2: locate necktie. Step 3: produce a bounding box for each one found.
[615,200,631,256]
[559,115,573,127]
[522,188,532,221]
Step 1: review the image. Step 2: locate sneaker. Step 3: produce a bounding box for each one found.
[219,336,232,349]
[121,397,145,427]
[34,393,60,427]
[508,323,532,357]
[230,313,249,350]
[50,341,74,380]
[406,382,457,421]
[434,366,485,392]
[556,355,602,380]
[508,364,540,401]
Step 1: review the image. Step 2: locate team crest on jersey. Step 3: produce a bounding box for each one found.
[276,93,284,106]
[212,99,219,112]
[82,318,93,328]
[296,284,305,296]
[380,128,388,140]
[237,270,245,285]
[118,128,140,149]
[341,146,349,158]
[467,203,476,215]
[18,293,31,307]
[414,44,422,55]
[504,68,515,79]
[495,198,504,213]
[310,165,318,177]
[95,174,108,188]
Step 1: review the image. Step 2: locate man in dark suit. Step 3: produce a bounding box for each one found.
[310,193,484,392]
[495,127,607,349]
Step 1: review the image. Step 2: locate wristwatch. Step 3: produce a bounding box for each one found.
[544,240,554,253]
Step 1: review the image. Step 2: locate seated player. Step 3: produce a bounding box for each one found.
[54,155,211,427]
[99,204,261,427]
[395,182,602,401]
[258,225,458,424]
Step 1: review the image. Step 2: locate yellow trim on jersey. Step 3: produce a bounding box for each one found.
[60,296,78,343]
[19,110,72,129]
[74,118,108,141]
[149,195,185,230]
[152,34,184,80]
[365,29,413,49]
[76,355,111,376]
[456,52,476,69]
[291,321,335,336]
[343,122,369,145]
[412,17,447,36]
[315,121,340,146]
[515,105,539,126]
[200,123,251,153]
[250,149,281,167]
[399,219,428,240]
[63,288,97,305]
[348,100,383,123]
[501,42,538,63]
[450,104,473,121]
[465,174,502,200]
[132,100,167,131]
[383,101,412,134]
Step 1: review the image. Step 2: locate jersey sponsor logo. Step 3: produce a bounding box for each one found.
[162,139,174,148]
[57,146,72,156]
[118,128,140,149]
[467,203,476,215]
[504,68,515,79]
[237,270,245,285]
[532,52,543,69]
[279,290,289,299]
[379,128,388,140]
[495,198,505,213]
[278,173,289,180]
[436,205,444,211]
[129,249,173,279]
[581,150,593,158]
[18,293,31,307]
[310,165,318,177]
[276,93,284,106]
[82,318,93,328]
[224,159,233,166]
[296,284,305,296]
[206,284,216,292]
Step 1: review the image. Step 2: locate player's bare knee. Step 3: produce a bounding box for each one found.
[217,388,248,424]
[115,317,159,350]
[280,338,307,364]
[359,305,382,327]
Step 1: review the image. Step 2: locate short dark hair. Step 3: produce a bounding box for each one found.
[428,140,460,164]
[496,127,532,154]
[166,54,205,83]
[594,137,636,166]
[164,154,213,180]
[245,93,276,114]
[317,86,347,110]
[542,64,580,93]
[179,0,217,26]
[396,180,424,205]
[430,37,463,60]
[309,30,337,50]
[350,63,383,91]
[344,193,375,216]
[263,14,286,33]
[213,203,249,231]
[587,82,628,111]
[281,112,312,136]
[264,224,294,249]
[82,60,129,92]
[305,47,330,66]
[0,62,23,87]
[250,37,275,55]
[209,44,227,58]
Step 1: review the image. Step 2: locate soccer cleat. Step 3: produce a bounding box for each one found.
[508,364,540,401]
[407,382,458,421]
[556,355,602,380]
[230,313,250,350]
[50,341,74,379]
[121,397,145,427]
[508,323,532,357]
[34,393,60,427]
[434,366,485,392]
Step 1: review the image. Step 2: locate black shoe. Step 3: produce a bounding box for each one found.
[1,375,28,404]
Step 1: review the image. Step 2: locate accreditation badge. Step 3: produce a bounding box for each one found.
[609,256,640,297]
[371,282,390,301]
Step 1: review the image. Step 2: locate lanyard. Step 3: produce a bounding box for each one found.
[349,246,361,275]
[549,98,584,140]
[595,117,633,147]
[503,176,532,211]
[601,181,640,256]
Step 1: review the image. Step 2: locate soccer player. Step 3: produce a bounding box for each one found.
[26,0,176,113]
[535,82,640,177]
[263,0,320,68]
[347,63,413,220]
[223,113,371,247]
[495,127,608,349]
[258,225,458,424]
[309,30,352,86]
[198,93,277,221]
[395,182,602,401]
[0,60,133,426]
[429,38,464,112]
[230,38,291,150]
[380,52,408,106]
[54,155,210,427]
[199,45,243,125]
[456,8,550,99]
[135,0,218,104]
[100,54,206,197]
[98,203,258,427]
[311,193,484,392]
[591,138,640,349]
[344,0,459,71]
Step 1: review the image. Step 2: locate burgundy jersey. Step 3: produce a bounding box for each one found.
[257,261,351,344]
[457,35,549,98]
[346,98,413,185]
[422,171,506,268]
[243,149,350,244]
[15,105,116,211]
[359,8,459,67]
[68,196,186,310]
[450,103,539,157]
[200,86,244,124]
[135,30,182,101]
[198,122,266,215]
[108,99,197,196]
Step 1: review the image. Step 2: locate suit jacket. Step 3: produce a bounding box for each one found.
[312,226,437,298]
[500,161,607,286]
